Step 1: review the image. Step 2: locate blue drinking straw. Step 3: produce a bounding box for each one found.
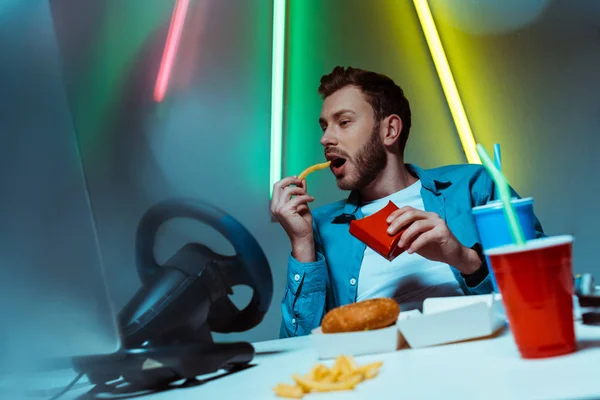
[494,143,502,171]
[477,144,525,245]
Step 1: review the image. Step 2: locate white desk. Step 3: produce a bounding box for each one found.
[51,322,600,400]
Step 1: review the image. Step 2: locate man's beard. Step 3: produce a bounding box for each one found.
[337,122,387,191]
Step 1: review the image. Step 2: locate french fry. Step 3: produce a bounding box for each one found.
[329,362,342,381]
[292,373,362,392]
[358,361,384,374]
[363,367,380,380]
[297,161,331,181]
[273,383,304,399]
[337,357,353,379]
[312,364,329,381]
[358,361,383,380]
[273,355,383,398]
[294,376,312,393]
[340,355,358,370]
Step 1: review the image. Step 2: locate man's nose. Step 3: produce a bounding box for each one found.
[320,128,337,147]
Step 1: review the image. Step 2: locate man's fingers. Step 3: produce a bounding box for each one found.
[272,176,304,207]
[300,179,307,191]
[285,195,314,212]
[277,176,303,189]
[280,186,307,206]
[398,219,436,249]
[386,206,415,223]
[406,229,438,254]
[271,187,281,212]
[272,186,305,216]
[386,209,402,222]
[296,204,310,215]
[387,210,427,235]
[386,206,439,223]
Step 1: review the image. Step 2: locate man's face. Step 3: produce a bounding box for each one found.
[319,86,387,191]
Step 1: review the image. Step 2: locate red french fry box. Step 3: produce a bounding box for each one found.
[349,201,408,261]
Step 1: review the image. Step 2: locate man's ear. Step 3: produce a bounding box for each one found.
[382,114,403,147]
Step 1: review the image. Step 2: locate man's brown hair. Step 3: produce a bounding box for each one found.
[318,66,412,152]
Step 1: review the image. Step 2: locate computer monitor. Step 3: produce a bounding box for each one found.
[0,0,120,373]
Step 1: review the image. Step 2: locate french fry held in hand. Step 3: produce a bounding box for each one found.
[272,355,383,398]
[297,161,331,181]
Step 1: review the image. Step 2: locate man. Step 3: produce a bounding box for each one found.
[271,66,544,338]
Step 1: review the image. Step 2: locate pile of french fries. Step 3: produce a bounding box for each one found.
[273,355,383,398]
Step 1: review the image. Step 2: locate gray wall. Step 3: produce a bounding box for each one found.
[0,0,597,345]
[427,0,600,277]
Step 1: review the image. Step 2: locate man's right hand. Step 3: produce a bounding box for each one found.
[271,177,316,262]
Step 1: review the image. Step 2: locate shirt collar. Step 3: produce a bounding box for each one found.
[333,163,452,222]
[407,163,451,193]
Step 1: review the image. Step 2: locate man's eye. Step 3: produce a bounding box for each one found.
[340,120,351,127]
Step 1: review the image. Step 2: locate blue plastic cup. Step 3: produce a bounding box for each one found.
[471,197,538,292]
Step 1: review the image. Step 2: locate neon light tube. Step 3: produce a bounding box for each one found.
[270,0,286,198]
[413,0,481,164]
[154,0,190,103]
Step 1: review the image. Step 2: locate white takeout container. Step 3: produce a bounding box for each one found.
[309,295,506,358]
[310,323,402,359]
[396,294,505,348]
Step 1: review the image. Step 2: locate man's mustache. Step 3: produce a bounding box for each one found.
[325,147,351,160]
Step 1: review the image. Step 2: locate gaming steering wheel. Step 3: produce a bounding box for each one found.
[73,198,273,389]
[136,198,272,332]
[118,198,273,348]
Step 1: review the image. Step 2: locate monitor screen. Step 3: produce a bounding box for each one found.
[0,0,120,373]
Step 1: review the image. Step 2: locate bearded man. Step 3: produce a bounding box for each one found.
[271,66,544,338]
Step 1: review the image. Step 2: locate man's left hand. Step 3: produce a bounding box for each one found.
[386,206,481,274]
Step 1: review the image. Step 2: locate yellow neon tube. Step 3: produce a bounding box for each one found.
[413,0,481,164]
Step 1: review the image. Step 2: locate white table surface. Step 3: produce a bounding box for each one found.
[36,322,600,400]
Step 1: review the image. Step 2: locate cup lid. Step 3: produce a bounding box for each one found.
[484,235,573,256]
[472,197,533,213]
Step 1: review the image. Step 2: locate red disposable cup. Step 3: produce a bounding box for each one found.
[485,235,576,359]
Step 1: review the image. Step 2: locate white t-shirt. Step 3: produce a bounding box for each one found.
[356,180,463,310]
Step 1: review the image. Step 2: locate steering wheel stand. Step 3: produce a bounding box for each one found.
[71,337,255,390]
[71,199,272,391]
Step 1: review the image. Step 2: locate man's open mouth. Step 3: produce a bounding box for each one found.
[330,157,346,168]
[325,154,347,175]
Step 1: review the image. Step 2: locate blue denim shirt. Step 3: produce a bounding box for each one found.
[279,164,544,338]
